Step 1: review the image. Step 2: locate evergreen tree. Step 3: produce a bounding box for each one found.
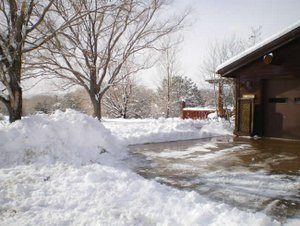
[157,75,204,117]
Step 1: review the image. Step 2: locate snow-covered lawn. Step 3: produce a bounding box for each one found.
[102,117,233,145]
[0,110,295,225]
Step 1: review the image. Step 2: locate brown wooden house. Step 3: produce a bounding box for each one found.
[216,21,300,140]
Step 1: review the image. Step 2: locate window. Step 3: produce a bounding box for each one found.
[268,98,288,104]
[295,98,300,104]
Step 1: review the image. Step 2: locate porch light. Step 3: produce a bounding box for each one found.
[263,52,273,64]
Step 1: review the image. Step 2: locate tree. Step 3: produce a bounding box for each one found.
[34,0,188,120]
[23,95,58,115]
[201,28,262,116]
[156,36,183,117]
[157,75,204,117]
[103,76,153,118]
[133,86,155,118]
[174,76,204,107]
[0,0,83,122]
[155,35,203,118]
[34,102,51,114]
[103,76,135,119]
[58,92,85,112]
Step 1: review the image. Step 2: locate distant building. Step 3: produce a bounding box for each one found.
[182,105,215,120]
[217,21,300,140]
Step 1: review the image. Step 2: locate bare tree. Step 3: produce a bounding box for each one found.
[23,90,90,116]
[103,76,135,119]
[201,28,262,117]
[32,0,188,120]
[103,76,153,118]
[248,26,262,47]
[0,0,84,122]
[202,38,242,117]
[156,36,183,117]
[23,94,58,115]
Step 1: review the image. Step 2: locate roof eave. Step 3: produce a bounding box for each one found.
[217,26,300,77]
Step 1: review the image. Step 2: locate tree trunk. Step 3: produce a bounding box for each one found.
[90,93,102,120]
[166,74,170,118]
[166,104,170,118]
[8,88,23,123]
[123,102,127,119]
[6,56,23,123]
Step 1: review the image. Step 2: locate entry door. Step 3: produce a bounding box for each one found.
[237,98,254,136]
[264,79,300,139]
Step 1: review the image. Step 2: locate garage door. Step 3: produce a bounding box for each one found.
[264,79,300,139]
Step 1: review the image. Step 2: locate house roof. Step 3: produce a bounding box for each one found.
[216,20,300,77]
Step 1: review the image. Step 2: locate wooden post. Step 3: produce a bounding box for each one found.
[218,81,226,117]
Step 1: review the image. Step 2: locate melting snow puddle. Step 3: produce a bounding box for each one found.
[128,136,300,223]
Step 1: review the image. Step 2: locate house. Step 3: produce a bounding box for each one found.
[216,21,300,140]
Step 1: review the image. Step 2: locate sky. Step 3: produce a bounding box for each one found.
[26,0,300,96]
[140,0,300,89]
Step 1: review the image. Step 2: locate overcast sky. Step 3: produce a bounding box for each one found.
[141,0,300,89]
[26,0,300,96]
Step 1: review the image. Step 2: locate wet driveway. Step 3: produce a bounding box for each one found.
[127,136,300,222]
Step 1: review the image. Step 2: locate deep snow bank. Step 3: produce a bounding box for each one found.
[0,111,232,167]
[0,163,281,226]
[0,110,124,167]
[103,117,233,145]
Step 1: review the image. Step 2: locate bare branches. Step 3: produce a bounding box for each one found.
[32,0,188,119]
[26,0,55,34]
[200,27,262,116]
[0,0,93,122]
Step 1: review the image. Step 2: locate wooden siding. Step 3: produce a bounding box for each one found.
[230,37,300,138]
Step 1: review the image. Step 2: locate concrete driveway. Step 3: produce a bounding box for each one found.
[127,136,300,222]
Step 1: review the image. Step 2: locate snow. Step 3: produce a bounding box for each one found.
[216,20,300,73]
[142,143,252,161]
[183,107,215,111]
[208,111,218,119]
[0,91,9,101]
[0,164,280,226]
[102,117,232,145]
[0,110,125,167]
[0,110,296,225]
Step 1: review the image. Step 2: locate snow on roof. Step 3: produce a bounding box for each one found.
[183,107,215,111]
[216,20,300,73]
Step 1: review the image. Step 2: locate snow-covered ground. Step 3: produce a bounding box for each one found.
[102,117,232,145]
[0,110,296,225]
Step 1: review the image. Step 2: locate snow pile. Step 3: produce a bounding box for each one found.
[0,111,288,225]
[183,106,215,111]
[0,111,232,167]
[103,117,233,145]
[0,163,281,226]
[0,110,124,167]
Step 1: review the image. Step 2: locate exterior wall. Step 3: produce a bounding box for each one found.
[182,110,215,120]
[231,37,300,137]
